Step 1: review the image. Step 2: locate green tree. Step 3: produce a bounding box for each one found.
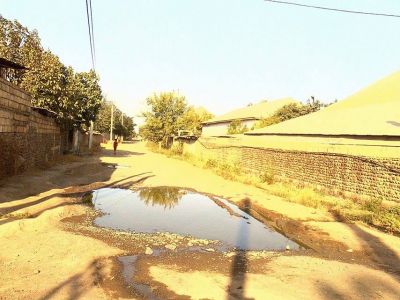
[94,100,113,133]
[140,92,187,146]
[177,106,213,136]
[254,98,324,129]
[227,119,249,134]
[95,100,136,138]
[0,16,103,127]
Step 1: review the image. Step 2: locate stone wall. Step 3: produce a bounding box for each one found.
[0,77,61,179]
[184,137,400,202]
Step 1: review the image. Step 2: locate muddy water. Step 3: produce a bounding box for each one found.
[118,256,160,300]
[91,187,300,251]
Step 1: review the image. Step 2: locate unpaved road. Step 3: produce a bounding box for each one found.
[0,142,399,300]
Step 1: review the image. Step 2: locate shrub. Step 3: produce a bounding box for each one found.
[205,159,218,168]
[170,142,184,155]
[362,198,383,213]
[259,169,275,184]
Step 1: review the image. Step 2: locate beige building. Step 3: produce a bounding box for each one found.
[202,98,297,136]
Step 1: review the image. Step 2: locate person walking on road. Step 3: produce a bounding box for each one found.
[113,138,118,155]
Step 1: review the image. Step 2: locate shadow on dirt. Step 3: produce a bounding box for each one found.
[316,272,400,300]
[350,224,400,278]
[0,173,154,225]
[313,213,400,299]
[39,259,104,300]
[330,211,400,278]
[0,142,147,206]
[227,198,251,300]
[101,148,145,157]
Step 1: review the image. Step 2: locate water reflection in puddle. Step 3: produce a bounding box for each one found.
[91,187,300,251]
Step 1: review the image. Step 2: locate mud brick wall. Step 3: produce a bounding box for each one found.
[188,138,400,203]
[0,77,60,179]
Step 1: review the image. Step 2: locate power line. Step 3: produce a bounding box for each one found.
[85,0,96,70]
[88,0,96,65]
[84,0,97,149]
[264,0,400,18]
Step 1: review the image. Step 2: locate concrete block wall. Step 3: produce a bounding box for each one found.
[0,77,61,179]
[186,137,400,203]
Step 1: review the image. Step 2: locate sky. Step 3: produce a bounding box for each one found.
[1,0,400,118]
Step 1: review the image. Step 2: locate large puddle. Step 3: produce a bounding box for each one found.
[90,187,300,251]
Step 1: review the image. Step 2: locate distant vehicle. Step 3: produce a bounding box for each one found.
[132,136,143,141]
[177,130,193,137]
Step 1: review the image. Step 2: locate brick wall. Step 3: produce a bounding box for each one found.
[185,137,400,202]
[0,77,61,178]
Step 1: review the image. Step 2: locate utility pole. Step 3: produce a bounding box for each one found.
[110,103,114,142]
[121,113,124,142]
[89,120,94,150]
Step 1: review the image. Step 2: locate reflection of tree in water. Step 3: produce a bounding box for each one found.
[138,187,185,209]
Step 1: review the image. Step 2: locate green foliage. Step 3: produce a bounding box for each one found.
[254,97,324,129]
[205,159,218,168]
[140,92,187,146]
[178,106,213,136]
[94,100,113,133]
[227,119,249,134]
[0,16,103,127]
[81,192,94,206]
[170,142,184,155]
[140,92,213,144]
[259,168,275,184]
[95,100,136,138]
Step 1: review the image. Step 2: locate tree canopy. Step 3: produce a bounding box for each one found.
[0,16,103,127]
[140,92,213,146]
[254,97,324,129]
[94,100,136,139]
[227,119,249,134]
[178,106,214,136]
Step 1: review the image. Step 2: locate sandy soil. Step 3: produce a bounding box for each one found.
[0,142,399,299]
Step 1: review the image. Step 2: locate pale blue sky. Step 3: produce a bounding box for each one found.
[1,0,399,117]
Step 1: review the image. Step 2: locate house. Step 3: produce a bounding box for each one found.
[201,98,297,136]
[247,71,400,139]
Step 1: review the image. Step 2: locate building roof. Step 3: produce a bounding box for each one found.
[203,98,297,125]
[0,57,26,70]
[247,71,400,137]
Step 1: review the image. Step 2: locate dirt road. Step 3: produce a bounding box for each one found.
[1,142,399,299]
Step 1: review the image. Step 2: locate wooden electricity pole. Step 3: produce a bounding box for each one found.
[110,104,114,141]
[121,113,124,142]
[89,120,94,149]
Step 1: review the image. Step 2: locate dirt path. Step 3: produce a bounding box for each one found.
[1,142,399,299]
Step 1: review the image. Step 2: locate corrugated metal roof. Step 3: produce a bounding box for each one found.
[247,71,400,137]
[203,98,298,125]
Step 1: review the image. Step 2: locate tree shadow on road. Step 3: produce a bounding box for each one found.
[314,214,400,299]
[349,223,400,278]
[330,211,400,278]
[0,173,154,224]
[38,258,120,300]
[316,272,400,299]
[101,148,145,157]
